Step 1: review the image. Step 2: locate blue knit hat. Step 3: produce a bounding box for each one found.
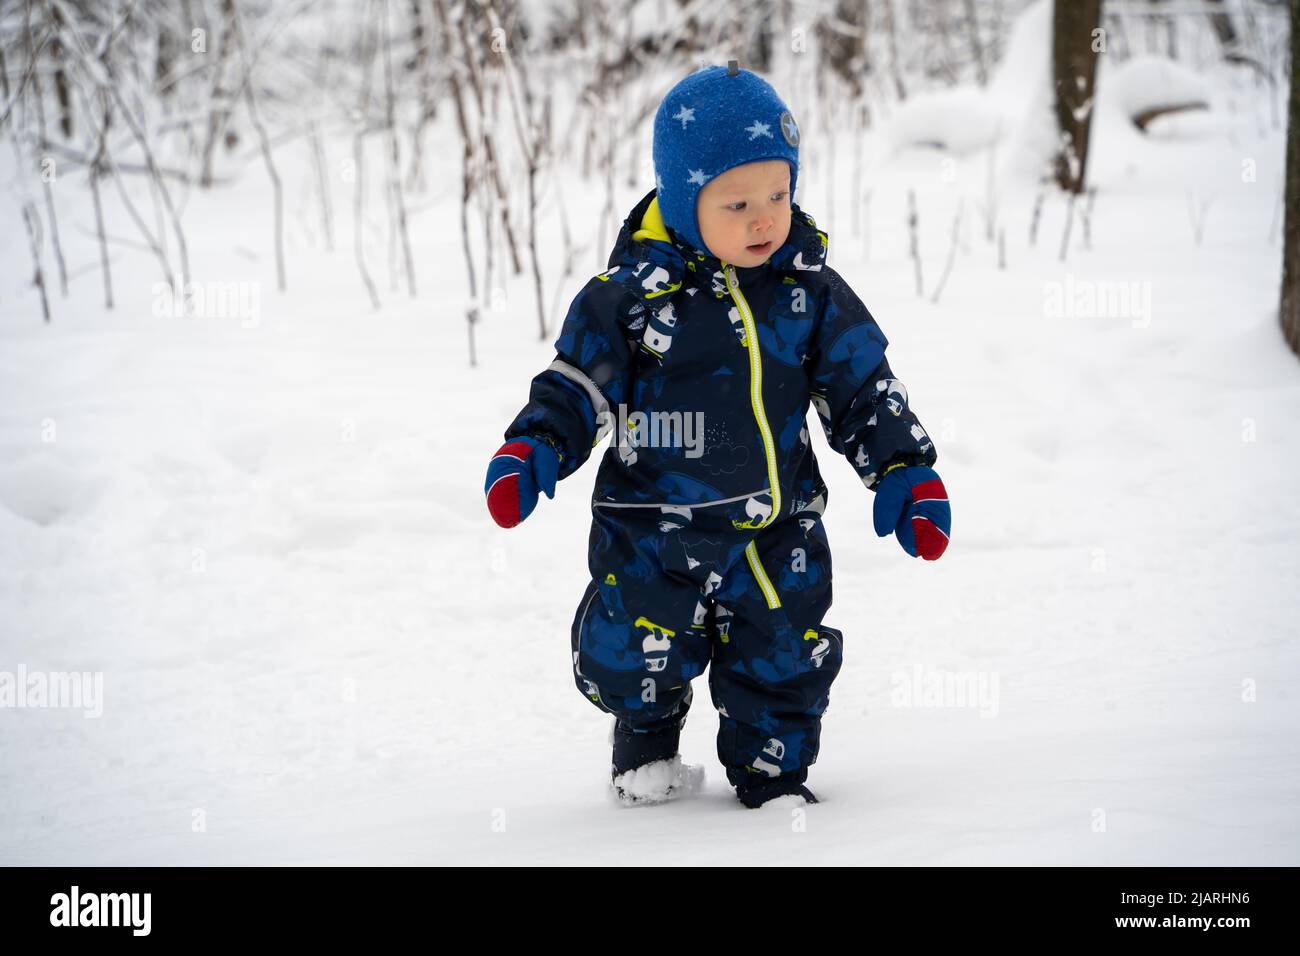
[652,62,800,257]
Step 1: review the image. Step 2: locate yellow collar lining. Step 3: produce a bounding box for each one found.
[632,196,671,244]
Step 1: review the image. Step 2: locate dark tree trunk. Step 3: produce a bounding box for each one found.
[1280,0,1300,357]
[50,6,72,138]
[962,0,987,86]
[157,19,178,97]
[1206,0,1239,53]
[406,0,426,72]
[1052,0,1103,194]
[199,0,237,188]
[883,0,906,101]
[752,0,775,73]
[820,0,869,98]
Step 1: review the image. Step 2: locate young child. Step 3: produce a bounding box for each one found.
[484,63,951,809]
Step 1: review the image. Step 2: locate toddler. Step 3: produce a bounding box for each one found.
[484,63,951,809]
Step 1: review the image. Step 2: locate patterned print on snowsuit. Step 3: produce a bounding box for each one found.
[501,187,938,792]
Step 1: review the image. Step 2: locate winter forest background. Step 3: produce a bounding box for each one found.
[1,0,1298,864]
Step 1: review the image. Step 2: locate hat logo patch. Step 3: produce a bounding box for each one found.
[780,111,799,147]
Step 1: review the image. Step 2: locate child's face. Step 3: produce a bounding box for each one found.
[695,160,792,267]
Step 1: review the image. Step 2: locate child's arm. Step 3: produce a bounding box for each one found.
[485,266,645,527]
[503,265,646,477]
[806,267,937,490]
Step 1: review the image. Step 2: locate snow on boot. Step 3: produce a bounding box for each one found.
[608,718,703,806]
[611,755,706,807]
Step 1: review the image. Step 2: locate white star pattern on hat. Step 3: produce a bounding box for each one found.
[673,105,696,129]
[687,169,707,186]
[745,120,773,140]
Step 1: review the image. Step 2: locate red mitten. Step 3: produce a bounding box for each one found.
[872,465,951,560]
[484,436,560,529]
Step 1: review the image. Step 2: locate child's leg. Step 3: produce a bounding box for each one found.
[570,511,717,767]
[708,510,844,799]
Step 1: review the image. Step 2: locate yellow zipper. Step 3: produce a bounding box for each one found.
[745,539,782,609]
[724,264,782,528]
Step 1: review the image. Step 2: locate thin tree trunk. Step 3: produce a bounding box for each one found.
[382,0,416,297]
[69,72,174,284]
[1052,0,1103,194]
[962,0,987,86]
[462,143,479,367]
[89,114,113,309]
[199,0,236,188]
[25,7,68,298]
[1279,0,1300,357]
[820,0,868,99]
[50,5,73,138]
[309,121,334,252]
[84,86,115,308]
[484,0,545,336]
[230,0,286,291]
[354,0,381,310]
[752,0,774,72]
[882,0,906,101]
[432,0,483,365]
[1206,0,1238,52]
[22,204,50,322]
[907,189,922,297]
[156,12,178,97]
[449,0,522,275]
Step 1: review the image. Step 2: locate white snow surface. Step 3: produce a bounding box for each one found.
[1,39,1298,864]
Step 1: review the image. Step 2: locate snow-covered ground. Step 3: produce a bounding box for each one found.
[2,46,1298,863]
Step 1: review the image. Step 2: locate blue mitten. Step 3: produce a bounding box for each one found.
[485,436,560,528]
[872,464,951,560]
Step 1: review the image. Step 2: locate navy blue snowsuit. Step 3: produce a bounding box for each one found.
[502,188,938,792]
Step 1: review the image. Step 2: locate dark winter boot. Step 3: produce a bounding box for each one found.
[611,719,682,775]
[736,776,819,809]
[609,718,704,805]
